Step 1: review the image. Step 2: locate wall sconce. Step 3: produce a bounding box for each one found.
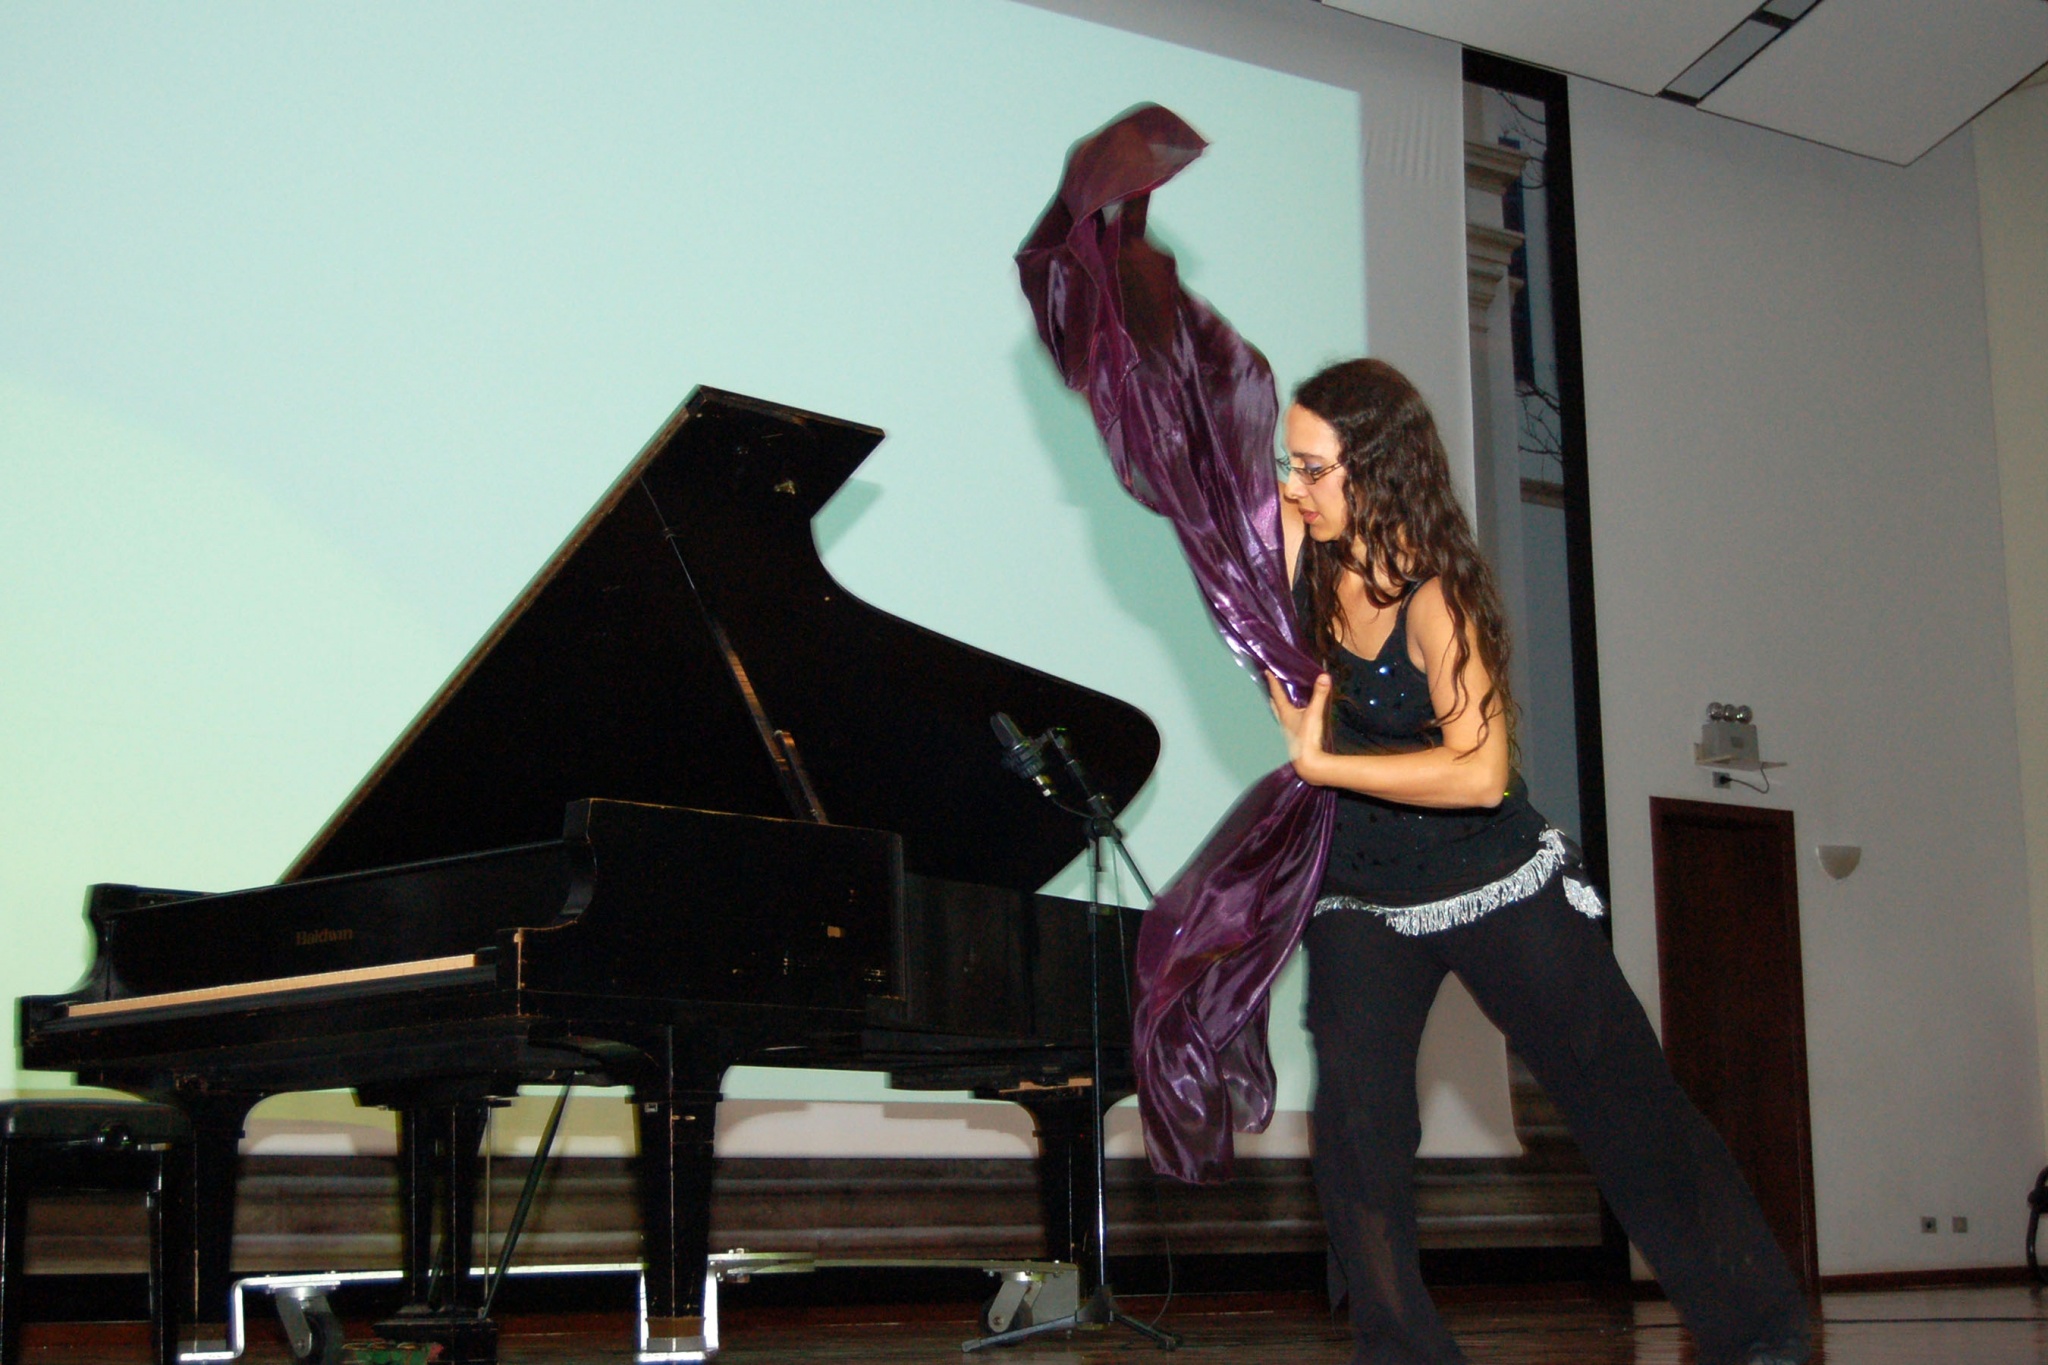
[1816,845,1861,880]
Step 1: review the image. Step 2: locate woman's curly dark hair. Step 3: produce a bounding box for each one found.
[1293,358,1516,758]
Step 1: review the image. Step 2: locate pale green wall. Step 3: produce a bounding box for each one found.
[0,1,1365,1102]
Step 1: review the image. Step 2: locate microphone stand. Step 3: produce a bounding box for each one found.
[967,722,1180,1353]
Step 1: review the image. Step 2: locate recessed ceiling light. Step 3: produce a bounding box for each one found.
[1664,19,1784,103]
[1661,0,1827,105]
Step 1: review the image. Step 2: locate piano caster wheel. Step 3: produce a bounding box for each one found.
[276,1289,345,1365]
[302,1315,344,1365]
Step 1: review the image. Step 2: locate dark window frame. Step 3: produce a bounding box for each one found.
[1463,51,1611,913]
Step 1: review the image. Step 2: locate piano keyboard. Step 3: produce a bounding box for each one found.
[64,955,483,1020]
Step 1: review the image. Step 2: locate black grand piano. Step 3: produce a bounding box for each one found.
[18,389,1160,1363]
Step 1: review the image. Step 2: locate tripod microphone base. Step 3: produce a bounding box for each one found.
[961,1284,1181,1352]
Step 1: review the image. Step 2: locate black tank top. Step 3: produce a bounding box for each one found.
[1293,567,1547,907]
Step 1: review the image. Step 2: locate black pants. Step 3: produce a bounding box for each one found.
[1304,879,1808,1365]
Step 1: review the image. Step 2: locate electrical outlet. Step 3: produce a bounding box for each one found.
[1921,1216,1938,1233]
[1953,1216,1969,1234]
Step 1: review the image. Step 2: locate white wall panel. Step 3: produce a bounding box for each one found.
[1571,77,2036,1273]
[1974,79,2048,1166]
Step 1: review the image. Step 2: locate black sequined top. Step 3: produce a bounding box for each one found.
[1292,571,1546,907]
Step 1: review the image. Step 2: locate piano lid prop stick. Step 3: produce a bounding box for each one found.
[643,480,830,824]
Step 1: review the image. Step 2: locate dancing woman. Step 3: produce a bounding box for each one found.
[1019,106,1809,1365]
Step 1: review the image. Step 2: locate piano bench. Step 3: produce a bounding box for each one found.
[0,1100,192,1365]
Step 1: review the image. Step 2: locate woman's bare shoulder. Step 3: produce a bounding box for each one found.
[1407,575,1449,619]
[1405,576,1454,663]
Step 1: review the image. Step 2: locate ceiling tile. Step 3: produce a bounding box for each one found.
[1320,0,1760,93]
[1699,0,2048,163]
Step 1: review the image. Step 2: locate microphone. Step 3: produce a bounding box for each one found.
[991,712,1058,799]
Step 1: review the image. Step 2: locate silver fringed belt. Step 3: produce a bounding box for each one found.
[1313,827,1606,936]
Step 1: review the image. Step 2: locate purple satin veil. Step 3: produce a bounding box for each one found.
[1017,104,1337,1185]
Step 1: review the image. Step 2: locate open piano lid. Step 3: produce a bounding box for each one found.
[286,388,1161,893]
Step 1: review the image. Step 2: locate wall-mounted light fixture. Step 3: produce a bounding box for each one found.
[1695,702,1786,791]
[1816,845,1862,880]
[1698,702,1759,765]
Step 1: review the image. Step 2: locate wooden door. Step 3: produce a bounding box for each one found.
[1649,798,1820,1293]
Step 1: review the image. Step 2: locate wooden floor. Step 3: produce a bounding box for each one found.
[16,1285,2048,1362]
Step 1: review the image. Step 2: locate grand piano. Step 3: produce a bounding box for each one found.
[18,389,1161,1363]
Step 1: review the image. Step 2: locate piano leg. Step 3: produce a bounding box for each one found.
[176,1094,255,1362]
[1017,1090,1099,1272]
[153,1134,195,1365]
[377,1097,498,1365]
[394,1103,492,1310]
[395,1107,434,1308]
[630,1040,722,1361]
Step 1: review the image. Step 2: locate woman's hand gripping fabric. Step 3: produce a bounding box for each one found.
[1267,671,1334,787]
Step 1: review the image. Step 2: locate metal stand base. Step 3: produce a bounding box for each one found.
[963,1284,1180,1352]
[375,1305,501,1365]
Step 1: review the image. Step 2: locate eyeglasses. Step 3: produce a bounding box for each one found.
[1275,455,1345,485]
